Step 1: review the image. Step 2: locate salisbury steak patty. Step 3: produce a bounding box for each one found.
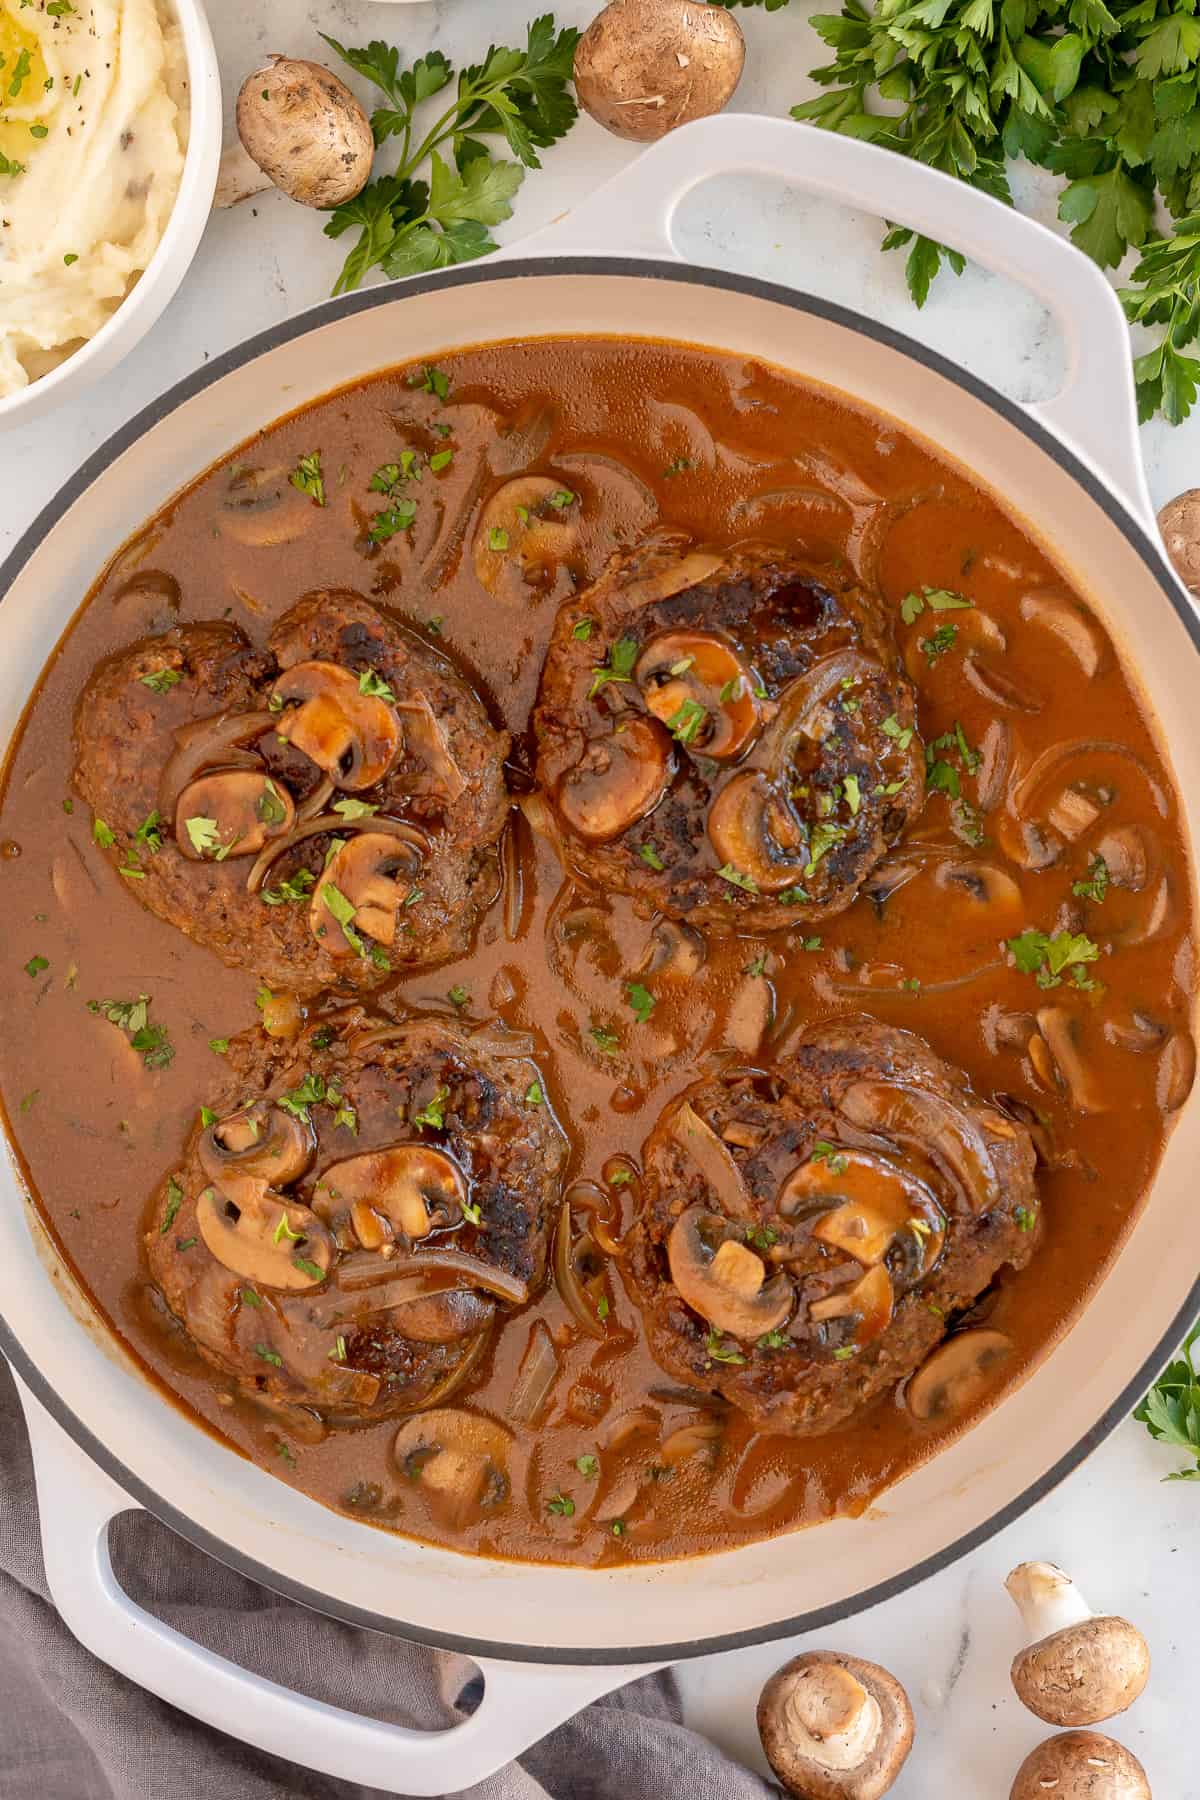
[628,1017,1039,1434]
[147,1010,567,1424]
[73,590,509,992]
[532,532,924,928]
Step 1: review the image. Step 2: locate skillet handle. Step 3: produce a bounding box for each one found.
[513,113,1151,527]
[16,1381,651,1796]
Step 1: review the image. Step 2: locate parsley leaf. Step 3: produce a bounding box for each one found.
[1135,1321,1200,1478]
[321,18,579,295]
[1008,927,1102,988]
[589,635,639,698]
[1072,853,1110,903]
[290,452,326,507]
[625,981,655,1024]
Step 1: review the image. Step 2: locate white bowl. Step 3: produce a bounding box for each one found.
[0,0,222,430]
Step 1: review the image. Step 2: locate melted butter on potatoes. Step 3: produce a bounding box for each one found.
[0,0,187,396]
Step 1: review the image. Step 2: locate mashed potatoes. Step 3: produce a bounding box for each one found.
[0,0,188,396]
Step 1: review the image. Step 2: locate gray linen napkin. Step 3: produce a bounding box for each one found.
[0,1360,777,1800]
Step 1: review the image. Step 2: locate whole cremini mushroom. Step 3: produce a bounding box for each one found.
[1006,1562,1150,1727]
[1010,1731,1151,1800]
[1157,488,1200,593]
[574,0,746,142]
[757,1652,914,1800]
[230,56,374,210]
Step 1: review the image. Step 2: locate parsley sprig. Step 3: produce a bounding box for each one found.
[321,16,579,295]
[1136,1321,1200,1478]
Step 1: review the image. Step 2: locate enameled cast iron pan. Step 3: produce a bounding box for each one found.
[1,117,1197,1793]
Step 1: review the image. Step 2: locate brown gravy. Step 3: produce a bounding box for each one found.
[0,337,1193,1566]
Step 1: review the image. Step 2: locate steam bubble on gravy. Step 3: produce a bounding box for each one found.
[0,0,187,396]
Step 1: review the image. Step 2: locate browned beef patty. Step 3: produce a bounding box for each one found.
[73,590,509,993]
[627,1017,1039,1434]
[146,1009,567,1425]
[532,533,924,928]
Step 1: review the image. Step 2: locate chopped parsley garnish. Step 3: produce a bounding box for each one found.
[716,863,758,893]
[332,797,380,821]
[549,488,575,508]
[0,151,27,177]
[262,868,316,906]
[369,498,417,543]
[779,885,810,905]
[758,1329,789,1350]
[293,1256,326,1280]
[921,623,958,662]
[1007,928,1102,990]
[576,1453,600,1478]
[900,587,973,625]
[92,816,116,848]
[805,821,846,876]
[358,670,395,703]
[706,1329,747,1365]
[448,984,470,1008]
[199,1106,217,1128]
[625,982,655,1024]
[639,843,665,871]
[719,675,743,704]
[24,955,48,978]
[290,452,326,507]
[409,365,450,401]
[747,1225,778,1250]
[1014,1206,1038,1233]
[429,449,454,472]
[834,1345,858,1361]
[89,994,174,1069]
[134,810,163,854]
[597,1295,610,1321]
[880,714,914,753]
[525,1080,544,1106]
[589,1024,619,1055]
[460,1196,483,1225]
[160,1176,183,1234]
[321,882,366,956]
[1072,854,1110,904]
[7,49,31,99]
[667,697,707,745]
[329,1335,348,1362]
[842,774,861,816]
[572,618,594,641]
[489,526,509,552]
[209,1038,230,1055]
[744,952,768,977]
[547,1491,575,1517]
[588,635,639,699]
[801,935,822,952]
[412,1084,449,1130]
[663,456,695,477]
[184,815,226,858]
[241,1287,262,1309]
[139,668,181,693]
[272,1210,304,1245]
[254,1344,283,1367]
[811,1139,849,1175]
[278,1073,327,1121]
[256,780,287,827]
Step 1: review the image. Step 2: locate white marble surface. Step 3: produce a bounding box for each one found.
[3,1,1197,1794]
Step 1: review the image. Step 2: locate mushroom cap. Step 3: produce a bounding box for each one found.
[1011,1618,1151,1727]
[574,0,746,142]
[271,660,402,790]
[236,56,374,209]
[667,1204,793,1339]
[757,1651,914,1800]
[1010,1731,1151,1800]
[906,1327,1013,1422]
[1158,487,1200,594]
[555,717,674,842]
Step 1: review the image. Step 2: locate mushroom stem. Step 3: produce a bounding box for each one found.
[1007,1561,1095,1638]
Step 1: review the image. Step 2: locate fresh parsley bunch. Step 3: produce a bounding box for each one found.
[719,0,1200,423]
[1136,1321,1200,1478]
[320,15,579,296]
